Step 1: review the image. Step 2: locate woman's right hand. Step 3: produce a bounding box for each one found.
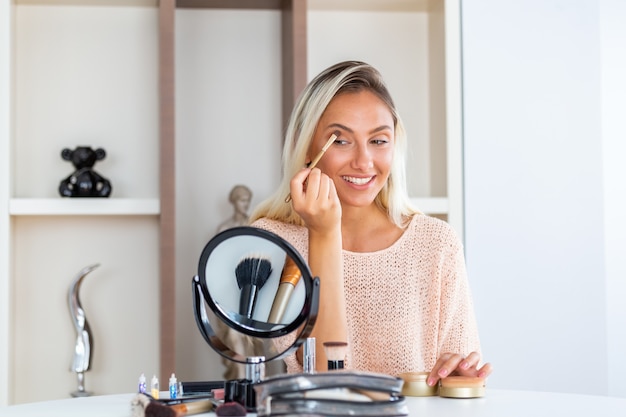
[290,167,347,371]
[289,167,341,233]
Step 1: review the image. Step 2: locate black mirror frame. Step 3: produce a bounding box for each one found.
[192,226,320,364]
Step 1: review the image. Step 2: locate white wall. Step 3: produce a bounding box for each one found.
[600,0,626,398]
[174,9,284,382]
[0,0,11,407]
[463,0,626,396]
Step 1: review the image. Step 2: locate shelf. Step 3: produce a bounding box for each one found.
[9,198,160,216]
[15,0,158,6]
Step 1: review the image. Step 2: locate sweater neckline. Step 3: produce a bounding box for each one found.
[342,214,419,256]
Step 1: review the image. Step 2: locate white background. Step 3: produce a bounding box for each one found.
[463,0,626,396]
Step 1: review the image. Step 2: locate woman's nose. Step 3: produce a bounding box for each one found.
[351,145,374,170]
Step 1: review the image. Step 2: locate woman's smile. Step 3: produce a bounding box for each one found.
[342,175,374,186]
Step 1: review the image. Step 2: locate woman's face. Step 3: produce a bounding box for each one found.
[309,90,395,209]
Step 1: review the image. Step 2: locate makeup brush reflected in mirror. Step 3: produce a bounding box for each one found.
[236,255,273,319]
[267,256,302,323]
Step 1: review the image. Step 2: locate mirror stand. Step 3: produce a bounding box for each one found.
[191,226,321,412]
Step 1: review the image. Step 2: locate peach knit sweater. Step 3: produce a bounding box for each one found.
[252,214,481,376]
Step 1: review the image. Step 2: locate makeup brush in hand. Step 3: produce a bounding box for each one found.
[267,256,302,323]
[284,132,338,203]
[236,255,273,319]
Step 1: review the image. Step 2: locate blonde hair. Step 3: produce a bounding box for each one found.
[249,61,419,228]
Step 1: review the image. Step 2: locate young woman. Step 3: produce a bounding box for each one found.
[249,61,491,387]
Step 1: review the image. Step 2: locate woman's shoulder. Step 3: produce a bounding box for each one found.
[406,214,463,249]
[250,218,309,256]
[251,217,305,235]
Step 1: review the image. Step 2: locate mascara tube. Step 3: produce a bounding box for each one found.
[323,341,347,371]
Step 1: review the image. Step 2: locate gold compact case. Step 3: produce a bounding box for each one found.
[438,376,486,398]
[398,372,438,397]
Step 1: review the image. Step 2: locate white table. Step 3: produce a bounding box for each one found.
[2,389,625,416]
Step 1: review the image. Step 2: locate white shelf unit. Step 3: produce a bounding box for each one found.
[1,0,162,405]
[1,0,464,406]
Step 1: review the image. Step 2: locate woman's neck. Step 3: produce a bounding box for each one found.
[340,204,403,252]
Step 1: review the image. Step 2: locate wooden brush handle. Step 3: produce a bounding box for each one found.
[171,399,213,416]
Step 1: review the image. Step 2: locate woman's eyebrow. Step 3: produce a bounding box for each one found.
[327,123,392,135]
[369,125,393,134]
[327,123,353,133]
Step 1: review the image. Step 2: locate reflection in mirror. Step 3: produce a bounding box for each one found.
[203,234,305,328]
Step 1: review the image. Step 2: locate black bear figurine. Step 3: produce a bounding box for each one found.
[59,146,112,198]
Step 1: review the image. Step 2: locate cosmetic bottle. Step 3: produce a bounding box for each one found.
[303,337,316,374]
[138,373,147,394]
[151,375,159,399]
[169,373,178,399]
[323,341,347,370]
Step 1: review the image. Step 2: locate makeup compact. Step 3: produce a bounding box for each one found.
[398,372,438,397]
[438,376,486,398]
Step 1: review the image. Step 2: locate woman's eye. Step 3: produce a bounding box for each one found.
[334,138,349,145]
[371,138,389,145]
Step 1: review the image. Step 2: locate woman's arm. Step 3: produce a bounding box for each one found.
[290,168,348,371]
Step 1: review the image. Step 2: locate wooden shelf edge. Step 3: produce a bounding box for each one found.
[15,0,159,7]
[9,198,160,216]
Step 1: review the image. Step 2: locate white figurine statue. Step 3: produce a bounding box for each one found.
[216,185,253,234]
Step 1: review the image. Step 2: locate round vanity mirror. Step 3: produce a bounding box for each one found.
[192,226,320,364]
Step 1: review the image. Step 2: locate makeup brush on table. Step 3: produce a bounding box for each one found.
[267,255,302,323]
[236,255,273,319]
[131,393,213,417]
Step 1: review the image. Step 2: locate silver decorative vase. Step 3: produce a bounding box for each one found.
[68,263,100,397]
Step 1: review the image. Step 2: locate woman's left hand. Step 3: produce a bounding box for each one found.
[427,352,492,386]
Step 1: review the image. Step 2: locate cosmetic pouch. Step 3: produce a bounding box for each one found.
[253,371,408,416]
